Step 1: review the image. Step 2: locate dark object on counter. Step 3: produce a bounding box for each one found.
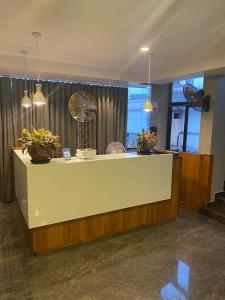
[150,126,157,134]
[137,149,156,155]
[30,149,51,164]
[31,157,51,164]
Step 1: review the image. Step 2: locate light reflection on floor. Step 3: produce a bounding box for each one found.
[177,260,190,291]
[161,260,190,300]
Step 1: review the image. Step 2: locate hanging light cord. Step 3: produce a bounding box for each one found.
[23,52,27,90]
[36,36,40,84]
[148,54,151,89]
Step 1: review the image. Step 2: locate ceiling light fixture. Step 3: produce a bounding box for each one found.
[140,46,149,52]
[20,50,32,108]
[143,53,153,112]
[32,32,46,106]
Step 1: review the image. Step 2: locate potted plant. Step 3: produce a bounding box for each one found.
[18,128,61,164]
[137,129,157,155]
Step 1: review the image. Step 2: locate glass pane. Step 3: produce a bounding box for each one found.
[172,77,204,103]
[170,107,185,151]
[126,86,151,148]
[186,108,201,153]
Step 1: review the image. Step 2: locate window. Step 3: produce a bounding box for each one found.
[169,107,185,151]
[172,77,204,102]
[168,77,203,153]
[186,109,201,152]
[126,86,151,148]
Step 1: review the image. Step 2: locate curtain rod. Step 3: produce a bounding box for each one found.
[0,74,128,88]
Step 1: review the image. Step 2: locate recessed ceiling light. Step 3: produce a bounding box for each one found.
[140,46,149,52]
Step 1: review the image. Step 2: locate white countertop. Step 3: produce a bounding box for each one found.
[14,150,167,167]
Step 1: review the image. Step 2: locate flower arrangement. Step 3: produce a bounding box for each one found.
[18,128,60,163]
[137,129,157,154]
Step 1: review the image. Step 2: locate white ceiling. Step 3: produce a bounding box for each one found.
[1,0,225,83]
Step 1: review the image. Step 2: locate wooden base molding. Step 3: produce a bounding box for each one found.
[31,200,174,254]
[17,157,181,254]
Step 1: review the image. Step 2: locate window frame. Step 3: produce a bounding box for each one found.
[166,80,202,153]
[166,101,190,152]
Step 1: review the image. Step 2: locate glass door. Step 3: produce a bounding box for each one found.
[168,105,201,153]
[186,108,201,153]
[169,106,185,151]
[167,77,203,153]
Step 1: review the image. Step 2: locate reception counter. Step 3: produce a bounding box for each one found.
[13,150,181,254]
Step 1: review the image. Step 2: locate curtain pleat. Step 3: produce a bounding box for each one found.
[0,77,128,201]
[0,78,14,201]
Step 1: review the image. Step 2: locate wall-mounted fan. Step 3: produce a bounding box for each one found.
[183,84,210,112]
[69,91,97,122]
[69,91,97,149]
[106,142,126,154]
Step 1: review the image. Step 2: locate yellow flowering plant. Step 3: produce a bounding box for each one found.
[18,128,60,159]
[137,129,157,153]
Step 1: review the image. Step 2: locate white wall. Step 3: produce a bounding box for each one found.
[150,84,171,150]
[199,78,217,154]
[0,53,142,84]
[199,77,225,200]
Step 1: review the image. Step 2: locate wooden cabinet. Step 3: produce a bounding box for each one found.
[181,153,213,211]
[160,150,213,211]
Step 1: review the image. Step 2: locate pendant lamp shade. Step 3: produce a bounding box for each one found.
[32,32,46,106]
[20,50,31,108]
[33,83,46,105]
[144,96,153,112]
[21,90,32,107]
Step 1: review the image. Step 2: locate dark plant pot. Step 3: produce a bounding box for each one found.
[30,148,51,164]
[31,154,51,164]
[137,148,154,155]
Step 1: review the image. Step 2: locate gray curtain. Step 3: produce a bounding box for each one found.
[0,77,128,201]
[0,78,14,202]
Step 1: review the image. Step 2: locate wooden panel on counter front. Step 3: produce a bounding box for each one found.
[161,150,213,211]
[29,157,181,254]
[181,153,213,211]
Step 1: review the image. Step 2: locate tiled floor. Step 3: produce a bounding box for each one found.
[0,203,225,300]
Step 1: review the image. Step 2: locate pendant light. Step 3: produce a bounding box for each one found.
[21,50,32,108]
[143,53,153,112]
[32,32,46,105]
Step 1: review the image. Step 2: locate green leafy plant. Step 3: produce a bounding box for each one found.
[137,129,157,152]
[18,128,60,158]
